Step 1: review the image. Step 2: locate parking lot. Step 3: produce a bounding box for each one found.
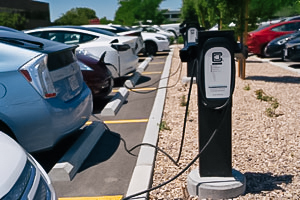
[31,50,172,199]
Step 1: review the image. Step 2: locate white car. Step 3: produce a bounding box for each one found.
[0,131,56,199]
[25,26,139,78]
[137,25,176,39]
[140,32,170,55]
[82,24,144,54]
[82,24,170,56]
[156,23,181,38]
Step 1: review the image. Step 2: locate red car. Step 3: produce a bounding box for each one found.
[76,50,114,99]
[247,20,300,57]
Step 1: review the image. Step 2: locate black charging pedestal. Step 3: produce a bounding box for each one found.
[181,30,246,199]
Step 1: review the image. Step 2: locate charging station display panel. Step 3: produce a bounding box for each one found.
[187,27,198,43]
[204,47,231,99]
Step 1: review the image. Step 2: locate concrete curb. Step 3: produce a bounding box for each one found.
[48,121,106,181]
[101,57,152,117]
[125,49,174,199]
[124,57,152,88]
[100,87,129,117]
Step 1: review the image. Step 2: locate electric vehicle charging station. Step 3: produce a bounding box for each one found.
[180,30,246,199]
[179,22,204,77]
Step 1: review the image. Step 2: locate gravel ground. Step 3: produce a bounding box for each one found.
[149,45,300,199]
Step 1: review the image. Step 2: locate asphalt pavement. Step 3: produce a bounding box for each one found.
[45,49,174,199]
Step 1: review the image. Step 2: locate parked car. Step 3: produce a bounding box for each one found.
[82,24,144,54]
[25,26,139,78]
[247,20,300,57]
[264,31,300,58]
[76,49,114,99]
[137,25,175,39]
[140,31,170,55]
[156,23,181,38]
[0,29,93,152]
[83,24,170,56]
[0,131,56,199]
[282,36,300,61]
[280,15,300,22]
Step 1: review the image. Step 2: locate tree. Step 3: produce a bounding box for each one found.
[0,12,27,30]
[181,0,198,23]
[99,17,114,25]
[54,8,97,25]
[114,0,165,25]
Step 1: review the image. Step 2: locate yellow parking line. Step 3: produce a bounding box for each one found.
[85,121,93,126]
[59,196,123,200]
[142,71,162,75]
[104,119,149,124]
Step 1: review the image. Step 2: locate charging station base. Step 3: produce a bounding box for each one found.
[187,168,246,199]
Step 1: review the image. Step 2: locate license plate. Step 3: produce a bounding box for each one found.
[68,75,79,91]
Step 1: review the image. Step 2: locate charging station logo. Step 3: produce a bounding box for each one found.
[212,52,223,63]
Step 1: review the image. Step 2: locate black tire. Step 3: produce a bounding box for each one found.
[260,44,268,58]
[169,30,177,38]
[144,41,157,56]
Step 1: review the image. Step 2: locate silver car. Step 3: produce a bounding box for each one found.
[0,28,93,152]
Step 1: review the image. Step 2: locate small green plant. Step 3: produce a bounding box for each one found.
[243,84,250,91]
[255,89,264,100]
[180,95,187,106]
[159,120,171,131]
[177,36,184,44]
[169,36,175,45]
[255,89,280,117]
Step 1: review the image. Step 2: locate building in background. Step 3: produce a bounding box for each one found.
[162,9,181,22]
[0,0,50,29]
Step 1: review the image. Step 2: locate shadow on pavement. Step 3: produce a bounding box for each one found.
[32,130,83,172]
[78,130,121,172]
[289,64,300,69]
[244,172,293,195]
[246,75,300,84]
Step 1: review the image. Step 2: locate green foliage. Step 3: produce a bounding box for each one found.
[0,12,27,30]
[114,0,164,25]
[180,95,187,106]
[243,84,250,91]
[177,36,184,44]
[54,8,97,25]
[159,120,171,131]
[255,89,281,117]
[182,0,297,33]
[181,0,198,23]
[99,17,114,25]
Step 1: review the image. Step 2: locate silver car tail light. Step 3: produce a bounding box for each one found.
[19,54,57,98]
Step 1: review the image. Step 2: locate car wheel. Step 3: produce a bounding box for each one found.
[144,41,157,56]
[260,44,268,58]
[169,30,177,38]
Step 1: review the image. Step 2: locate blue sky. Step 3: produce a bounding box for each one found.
[37,0,182,22]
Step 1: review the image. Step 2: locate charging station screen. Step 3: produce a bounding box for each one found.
[187,27,198,43]
[204,47,231,99]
